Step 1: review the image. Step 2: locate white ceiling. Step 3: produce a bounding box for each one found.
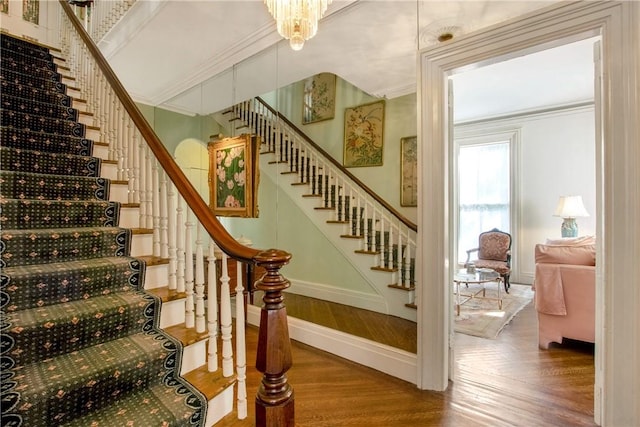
[100,0,595,121]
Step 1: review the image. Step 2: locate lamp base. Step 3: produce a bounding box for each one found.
[561,218,578,237]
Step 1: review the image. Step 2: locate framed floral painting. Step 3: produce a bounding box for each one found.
[302,72,336,124]
[22,0,39,24]
[400,136,418,207]
[208,134,260,218]
[343,100,385,167]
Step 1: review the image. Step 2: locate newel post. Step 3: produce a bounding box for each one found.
[254,249,294,427]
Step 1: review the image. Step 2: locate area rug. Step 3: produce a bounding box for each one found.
[454,283,534,339]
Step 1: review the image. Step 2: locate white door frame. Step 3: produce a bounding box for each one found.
[415,2,640,426]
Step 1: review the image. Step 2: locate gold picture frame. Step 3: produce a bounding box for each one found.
[302,72,336,124]
[400,136,418,207]
[343,100,385,167]
[22,0,39,24]
[208,134,260,218]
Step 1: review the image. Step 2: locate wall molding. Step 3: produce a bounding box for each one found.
[246,305,417,384]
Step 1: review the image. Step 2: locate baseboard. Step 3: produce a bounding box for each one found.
[287,278,388,314]
[246,305,417,384]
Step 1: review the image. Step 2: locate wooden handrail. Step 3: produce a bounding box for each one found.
[255,96,418,232]
[59,0,260,263]
[59,3,295,426]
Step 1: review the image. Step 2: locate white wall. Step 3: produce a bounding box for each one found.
[2,0,61,47]
[455,104,596,284]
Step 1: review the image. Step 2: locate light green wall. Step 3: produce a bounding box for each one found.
[138,76,417,298]
[223,172,375,295]
[135,102,223,155]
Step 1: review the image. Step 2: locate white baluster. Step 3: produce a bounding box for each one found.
[220,253,234,377]
[131,129,140,206]
[184,208,195,329]
[159,170,168,259]
[362,202,368,250]
[235,261,247,419]
[144,146,153,229]
[397,224,403,282]
[152,158,160,256]
[138,143,147,226]
[195,224,206,333]
[126,121,135,204]
[387,225,394,270]
[405,243,412,288]
[207,242,219,372]
[167,181,177,291]
[176,195,185,293]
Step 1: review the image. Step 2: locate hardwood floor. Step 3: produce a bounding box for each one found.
[217,293,595,426]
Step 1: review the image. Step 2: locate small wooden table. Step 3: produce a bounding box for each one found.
[453,268,503,316]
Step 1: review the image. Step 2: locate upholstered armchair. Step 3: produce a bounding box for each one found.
[465,228,512,292]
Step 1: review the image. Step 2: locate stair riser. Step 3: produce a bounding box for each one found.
[78,113,94,127]
[206,387,235,427]
[144,263,168,289]
[158,298,186,328]
[93,143,109,160]
[73,99,88,113]
[130,232,152,257]
[181,339,207,375]
[109,182,128,203]
[101,162,117,180]
[119,206,139,228]
[85,126,100,140]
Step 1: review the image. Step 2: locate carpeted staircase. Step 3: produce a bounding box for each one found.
[0,33,207,426]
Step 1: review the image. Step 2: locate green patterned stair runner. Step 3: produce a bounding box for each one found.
[0,32,207,426]
[0,171,109,201]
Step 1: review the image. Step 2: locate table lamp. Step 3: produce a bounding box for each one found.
[553,195,589,237]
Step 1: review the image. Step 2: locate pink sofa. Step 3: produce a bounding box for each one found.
[532,236,596,349]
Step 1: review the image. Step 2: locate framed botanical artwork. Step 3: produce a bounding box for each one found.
[302,72,336,124]
[208,134,260,218]
[400,136,418,207]
[22,0,39,24]
[343,100,385,167]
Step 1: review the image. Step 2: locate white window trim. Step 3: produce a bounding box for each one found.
[453,127,521,281]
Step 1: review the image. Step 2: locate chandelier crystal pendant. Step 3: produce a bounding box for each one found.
[264,0,332,51]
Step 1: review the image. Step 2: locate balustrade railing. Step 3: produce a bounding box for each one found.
[58,1,295,424]
[231,98,417,298]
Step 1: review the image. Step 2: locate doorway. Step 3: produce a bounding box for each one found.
[447,38,598,425]
[417,2,640,424]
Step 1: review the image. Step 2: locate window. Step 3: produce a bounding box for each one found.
[457,141,510,262]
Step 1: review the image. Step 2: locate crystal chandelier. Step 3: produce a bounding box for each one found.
[264,0,332,51]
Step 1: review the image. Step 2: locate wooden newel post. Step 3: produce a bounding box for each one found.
[254,248,294,427]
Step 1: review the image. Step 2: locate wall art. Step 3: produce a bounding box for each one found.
[208,134,260,218]
[343,100,385,167]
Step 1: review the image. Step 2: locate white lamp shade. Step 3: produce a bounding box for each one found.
[553,195,589,218]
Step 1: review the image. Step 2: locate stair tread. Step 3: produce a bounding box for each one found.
[183,364,236,401]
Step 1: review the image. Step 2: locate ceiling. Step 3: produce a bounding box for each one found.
[99,0,595,122]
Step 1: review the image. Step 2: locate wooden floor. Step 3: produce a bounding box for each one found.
[217,293,596,426]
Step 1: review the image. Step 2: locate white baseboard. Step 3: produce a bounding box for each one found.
[246,305,417,384]
[287,278,388,314]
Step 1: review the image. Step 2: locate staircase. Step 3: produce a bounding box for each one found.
[220,98,418,321]
[0,3,295,425]
[0,32,212,426]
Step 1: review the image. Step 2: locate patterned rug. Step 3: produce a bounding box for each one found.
[0,33,207,426]
[454,283,534,339]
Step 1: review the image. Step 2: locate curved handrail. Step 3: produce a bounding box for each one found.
[59,0,260,263]
[255,96,418,232]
